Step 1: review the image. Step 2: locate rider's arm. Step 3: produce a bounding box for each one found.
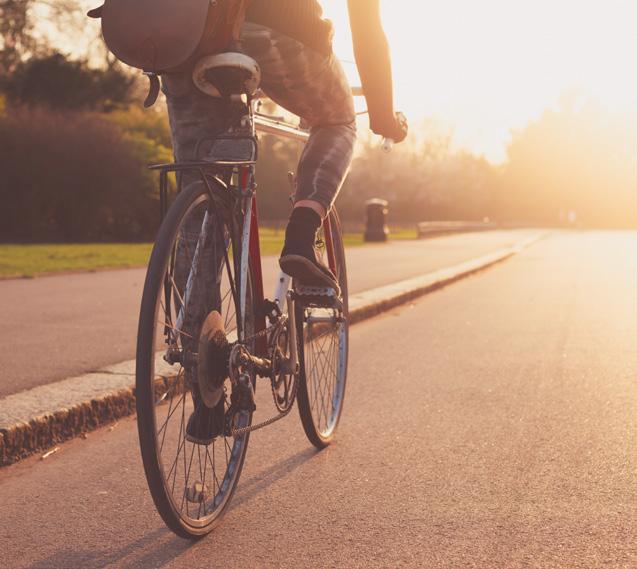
[347,0,406,142]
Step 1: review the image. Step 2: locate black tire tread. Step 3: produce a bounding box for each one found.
[136,182,252,539]
[296,208,349,449]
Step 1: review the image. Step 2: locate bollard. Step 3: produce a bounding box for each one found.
[364,199,389,242]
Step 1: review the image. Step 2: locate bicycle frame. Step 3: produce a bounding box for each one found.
[151,97,337,362]
[251,107,340,349]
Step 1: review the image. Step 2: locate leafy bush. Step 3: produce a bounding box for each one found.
[0,106,172,242]
[337,136,496,224]
[106,106,173,149]
[5,52,135,111]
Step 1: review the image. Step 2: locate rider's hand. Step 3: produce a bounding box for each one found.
[370,111,408,143]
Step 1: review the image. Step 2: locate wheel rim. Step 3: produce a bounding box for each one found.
[301,219,348,439]
[302,311,347,438]
[145,191,253,529]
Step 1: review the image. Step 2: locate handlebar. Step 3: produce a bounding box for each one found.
[351,87,403,153]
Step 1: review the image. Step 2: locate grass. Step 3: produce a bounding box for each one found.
[0,243,154,278]
[0,227,417,278]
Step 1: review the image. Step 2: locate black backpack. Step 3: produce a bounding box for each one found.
[88,0,252,106]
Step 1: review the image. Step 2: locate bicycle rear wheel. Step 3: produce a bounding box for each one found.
[296,208,349,448]
[136,180,255,538]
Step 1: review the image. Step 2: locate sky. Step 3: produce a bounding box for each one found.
[62,1,637,164]
[322,0,637,163]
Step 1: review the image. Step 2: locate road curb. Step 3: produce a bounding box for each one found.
[0,232,545,466]
[0,388,136,467]
[349,233,541,324]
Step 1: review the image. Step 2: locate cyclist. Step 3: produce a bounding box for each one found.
[163,0,408,292]
[161,0,408,443]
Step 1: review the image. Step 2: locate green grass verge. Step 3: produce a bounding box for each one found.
[0,227,417,278]
[0,243,154,278]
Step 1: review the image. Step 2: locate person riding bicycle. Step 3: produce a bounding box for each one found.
[150,0,408,444]
[163,0,408,293]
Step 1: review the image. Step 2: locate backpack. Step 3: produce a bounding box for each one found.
[88,0,252,106]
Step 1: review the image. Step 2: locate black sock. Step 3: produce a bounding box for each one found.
[282,207,322,257]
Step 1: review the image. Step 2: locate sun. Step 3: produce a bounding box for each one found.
[322,0,637,163]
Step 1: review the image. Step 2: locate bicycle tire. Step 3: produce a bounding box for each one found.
[136,181,256,539]
[296,208,349,448]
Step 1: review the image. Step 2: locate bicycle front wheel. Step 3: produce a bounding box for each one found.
[296,208,349,448]
[136,181,255,539]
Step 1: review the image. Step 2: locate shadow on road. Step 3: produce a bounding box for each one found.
[21,447,320,569]
[23,528,193,569]
[231,446,319,509]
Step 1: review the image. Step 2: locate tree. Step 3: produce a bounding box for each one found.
[0,0,107,81]
[0,0,33,76]
[501,100,637,227]
[6,51,135,110]
[336,126,498,224]
[0,106,172,242]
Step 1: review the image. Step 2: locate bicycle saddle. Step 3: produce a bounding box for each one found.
[192,52,261,98]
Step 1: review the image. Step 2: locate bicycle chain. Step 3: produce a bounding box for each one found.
[228,316,300,437]
[226,292,342,437]
[229,380,298,437]
[233,313,284,352]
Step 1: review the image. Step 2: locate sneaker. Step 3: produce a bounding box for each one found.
[186,310,230,445]
[186,388,226,445]
[279,253,340,293]
[279,207,341,294]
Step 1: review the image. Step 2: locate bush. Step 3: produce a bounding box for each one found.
[0,106,172,242]
[337,136,496,224]
[106,106,173,148]
[5,53,135,111]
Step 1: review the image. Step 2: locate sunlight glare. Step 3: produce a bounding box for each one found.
[323,0,637,162]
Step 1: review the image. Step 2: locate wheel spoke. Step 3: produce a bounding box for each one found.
[158,392,186,451]
[181,442,197,514]
[138,186,256,534]
[198,444,207,518]
[168,272,186,311]
[296,213,348,445]
[311,328,334,423]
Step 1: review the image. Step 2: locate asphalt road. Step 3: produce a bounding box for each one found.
[0,230,537,397]
[1,231,635,568]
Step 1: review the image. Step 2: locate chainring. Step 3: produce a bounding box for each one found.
[270,326,297,413]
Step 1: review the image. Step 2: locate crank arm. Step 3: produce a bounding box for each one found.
[233,347,272,378]
[243,354,272,377]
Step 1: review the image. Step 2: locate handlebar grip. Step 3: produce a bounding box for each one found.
[382,138,395,153]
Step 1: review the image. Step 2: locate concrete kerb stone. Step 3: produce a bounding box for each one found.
[348,233,541,323]
[0,387,136,466]
[0,232,546,466]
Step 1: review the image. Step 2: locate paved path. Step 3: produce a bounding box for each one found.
[1,231,635,568]
[0,230,537,397]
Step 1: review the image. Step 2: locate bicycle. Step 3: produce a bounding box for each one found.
[135,53,350,538]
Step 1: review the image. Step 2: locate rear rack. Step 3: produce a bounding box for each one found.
[148,99,310,220]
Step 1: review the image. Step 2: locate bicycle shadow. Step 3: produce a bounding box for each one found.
[23,447,319,569]
[230,445,319,509]
[23,527,194,569]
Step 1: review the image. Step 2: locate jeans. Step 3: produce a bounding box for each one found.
[162,22,357,212]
